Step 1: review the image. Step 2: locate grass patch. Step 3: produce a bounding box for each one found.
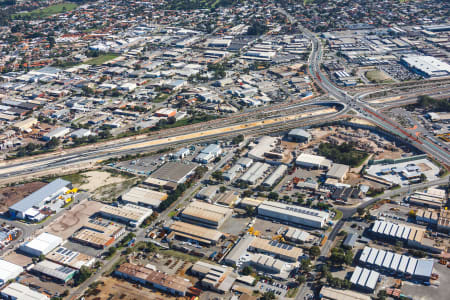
[317,142,368,167]
[13,2,78,19]
[365,70,394,84]
[168,211,177,218]
[61,173,88,186]
[158,249,201,263]
[153,93,169,103]
[85,54,118,65]
[286,286,299,298]
[332,209,343,221]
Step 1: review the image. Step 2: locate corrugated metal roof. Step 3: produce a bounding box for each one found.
[350,266,362,284]
[10,178,70,213]
[414,259,434,278]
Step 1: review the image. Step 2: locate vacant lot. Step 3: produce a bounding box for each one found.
[44,199,104,239]
[365,69,394,83]
[85,54,119,65]
[84,277,178,300]
[13,2,78,19]
[0,181,46,213]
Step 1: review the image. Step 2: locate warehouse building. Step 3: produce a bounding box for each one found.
[263,165,287,187]
[247,136,286,163]
[248,253,298,280]
[121,187,167,208]
[0,260,23,286]
[401,55,450,77]
[191,261,236,293]
[195,144,222,164]
[216,191,240,207]
[326,163,350,182]
[19,232,63,256]
[149,161,198,184]
[99,204,153,227]
[32,260,77,283]
[181,201,232,228]
[42,127,71,141]
[143,177,177,191]
[258,201,329,228]
[224,235,256,266]
[223,164,243,181]
[350,266,379,292]
[46,247,95,270]
[284,227,313,243]
[249,237,303,262]
[287,128,311,143]
[358,246,434,280]
[1,282,49,300]
[13,117,38,132]
[370,220,443,253]
[9,178,72,220]
[115,263,192,296]
[408,188,447,209]
[295,153,332,170]
[71,219,125,249]
[196,186,219,202]
[168,221,224,245]
[320,286,371,300]
[239,162,270,185]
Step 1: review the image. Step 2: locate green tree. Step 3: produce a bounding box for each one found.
[268,192,279,200]
[260,291,275,300]
[242,265,253,275]
[309,246,320,259]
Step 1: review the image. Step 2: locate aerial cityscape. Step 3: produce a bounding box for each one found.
[0,0,448,300]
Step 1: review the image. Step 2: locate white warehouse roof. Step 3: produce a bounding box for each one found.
[0,260,23,284]
[19,232,63,256]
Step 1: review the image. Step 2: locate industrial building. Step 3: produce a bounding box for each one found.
[408,188,447,209]
[258,201,329,228]
[239,162,270,185]
[168,221,224,245]
[71,219,125,249]
[13,117,38,131]
[295,153,332,170]
[284,227,313,243]
[149,161,198,184]
[223,164,243,181]
[115,263,192,296]
[262,165,288,187]
[249,237,303,262]
[191,261,236,293]
[181,201,232,228]
[143,177,177,191]
[326,163,350,182]
[9,178,72,220]
[195,144,222,164]
[216,191,240,207]
[248,253,298,280]
[343,233,358,248]
[19,232,63,256]
[99,204,153,227]
[121,187,167,208]
[401,55,450,77]
[370,220,443,253]
[32,260,77,283]
[320,286,371,300]
[350,266,380,292]
[42,127,71,141]
[287,128,311,143]
[247,136,286,163]
[359,246,434,280]
[0,282,49,300]
[196,186,218,202]
[0,260,23,286]
[46,247,95,270]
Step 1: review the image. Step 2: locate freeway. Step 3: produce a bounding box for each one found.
[0,102,348,182]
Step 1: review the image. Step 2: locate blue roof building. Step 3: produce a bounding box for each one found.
[9,179,71,220]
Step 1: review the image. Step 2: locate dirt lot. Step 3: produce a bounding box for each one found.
[43,199,104,239]
[3,250,33,267]
[84,277,183,300]
[77,170,139,202]
[0,181,46,213]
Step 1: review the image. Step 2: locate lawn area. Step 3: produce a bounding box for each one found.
[85,54,119,65]
[317,142,368,167]
[365,69,394,84]
[13,2,78,19]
